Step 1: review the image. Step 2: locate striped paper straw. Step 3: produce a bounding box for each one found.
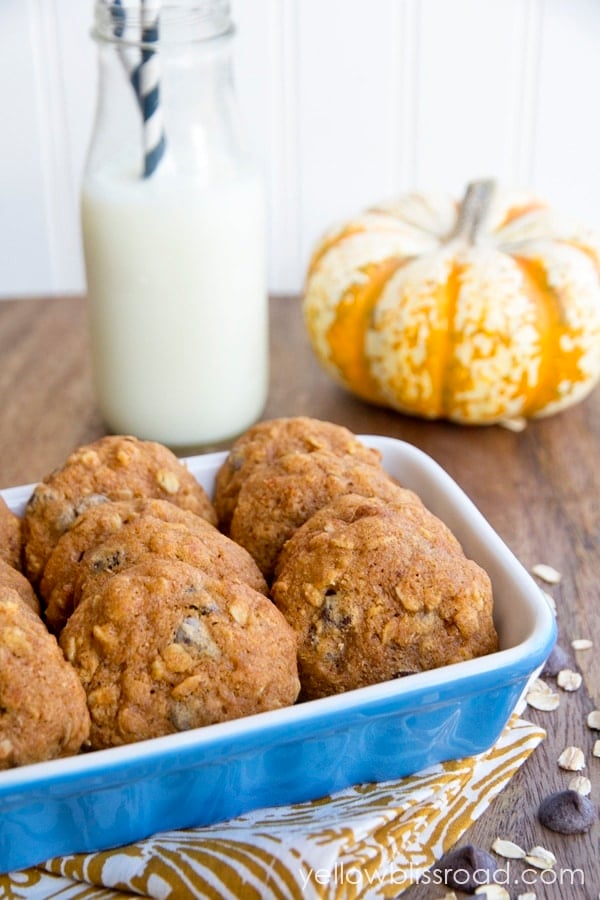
[109,0,142,96]
[106,0,166,178]
[139,0,166,177]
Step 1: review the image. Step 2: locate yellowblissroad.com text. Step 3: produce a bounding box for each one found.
[298,861,586,893]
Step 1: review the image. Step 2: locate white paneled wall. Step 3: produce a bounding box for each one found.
[1,0,600,298]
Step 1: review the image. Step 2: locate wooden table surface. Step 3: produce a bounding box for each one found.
[1,294,599,897]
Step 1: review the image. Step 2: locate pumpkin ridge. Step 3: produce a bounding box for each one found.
[497,200,546,230]
[512,255,581,414]
[307,225,366,278]
[365,251,458,419]
[307,213,427,280]
[557,240,600,281]
[326,257,406,404]
[438,261,465,419]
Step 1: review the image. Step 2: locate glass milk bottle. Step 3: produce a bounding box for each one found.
[81,1,267,449]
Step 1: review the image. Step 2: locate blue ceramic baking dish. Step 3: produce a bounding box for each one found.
[0,436,556,873]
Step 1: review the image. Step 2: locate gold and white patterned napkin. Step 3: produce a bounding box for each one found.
[1,715,543,900]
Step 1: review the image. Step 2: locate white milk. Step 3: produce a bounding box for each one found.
[81,166,267,448]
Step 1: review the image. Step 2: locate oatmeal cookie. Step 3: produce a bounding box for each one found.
[73,515,268,616]
[22,435,216,585]
[0,559,40,615]
[0,495,22,571]
[60,558,300,749]
[229,449,407,581]
[214,417,381,532]
[0,586,90,769]
[41,498,262,633]
[272,494,498,699]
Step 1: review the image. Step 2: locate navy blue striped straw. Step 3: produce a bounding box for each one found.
[139,0,166,177]
[108,1,141,94]
[108,0,166,178]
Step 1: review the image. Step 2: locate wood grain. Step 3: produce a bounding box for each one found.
[0,294,598,894]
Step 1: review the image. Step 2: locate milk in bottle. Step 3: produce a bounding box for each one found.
[81,0,267,448]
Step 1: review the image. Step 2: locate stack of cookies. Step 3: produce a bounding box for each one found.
[0,496,89,769]
[1,419,499,770]
[214,417,498,700]
[2,434,300,764]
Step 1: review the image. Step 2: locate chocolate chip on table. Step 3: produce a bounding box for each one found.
[538,789,596,834]
[433,844,498,893]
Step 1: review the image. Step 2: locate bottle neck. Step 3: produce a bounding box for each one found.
[87,2,249,183]
[92,1,234,48]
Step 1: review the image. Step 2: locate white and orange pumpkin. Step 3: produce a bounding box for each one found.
[303,180,600,425]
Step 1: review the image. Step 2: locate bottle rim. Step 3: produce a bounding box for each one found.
[92,1,234,48]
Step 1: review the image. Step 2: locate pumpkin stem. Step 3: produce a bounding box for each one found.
[448,179,496,244]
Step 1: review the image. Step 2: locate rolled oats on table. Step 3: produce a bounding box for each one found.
[571,638,593,650]
[525,679,560,711]
[531,563,562,584]
[556,668,582,691]
[524,845,557,870]
[491,837,526,859]
[587,710,600,730]
[569,774,592,796]
[557,745,586,772]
